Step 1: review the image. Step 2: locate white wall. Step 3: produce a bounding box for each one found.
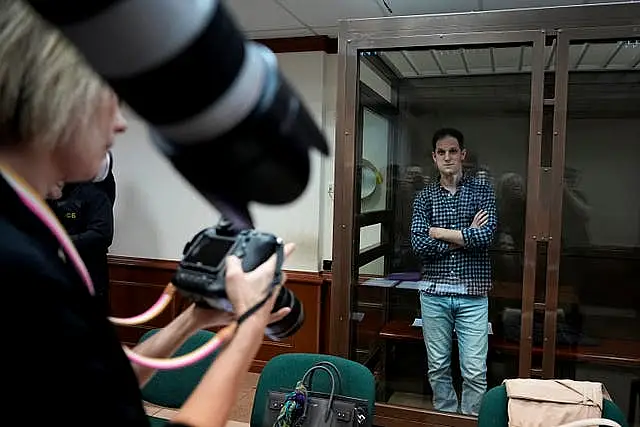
[320,54,338,264]
[111,52,339,272]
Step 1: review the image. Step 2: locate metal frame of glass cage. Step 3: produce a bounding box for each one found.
[330,3,640,426]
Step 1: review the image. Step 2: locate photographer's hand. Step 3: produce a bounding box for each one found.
[129,243,294,390]
[225,242,296,323]
[172,243,296,427]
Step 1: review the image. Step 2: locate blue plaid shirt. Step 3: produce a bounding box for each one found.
[411,175,497,296]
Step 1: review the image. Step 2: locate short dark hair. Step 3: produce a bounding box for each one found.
[432,128,465,152]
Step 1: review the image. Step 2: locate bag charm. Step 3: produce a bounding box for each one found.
[274,380,308,427]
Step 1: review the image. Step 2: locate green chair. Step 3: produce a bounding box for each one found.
[138,329,222,427]
[250,353,376,427]
[478,384,629,427]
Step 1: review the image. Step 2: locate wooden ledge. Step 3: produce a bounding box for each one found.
[379,320,640,367]
[108,255,325,286]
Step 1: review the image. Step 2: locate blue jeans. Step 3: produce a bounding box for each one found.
[420,293,489,415]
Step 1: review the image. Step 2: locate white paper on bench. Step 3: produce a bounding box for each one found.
[396,281,421,290]
[362,278,399,288]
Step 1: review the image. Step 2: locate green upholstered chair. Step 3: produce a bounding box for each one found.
[478,384,629,427]
[138,329,222,426]
[250,353,376,427]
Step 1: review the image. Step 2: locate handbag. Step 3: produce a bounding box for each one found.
[504,379,608,427]
[263,361,371,427]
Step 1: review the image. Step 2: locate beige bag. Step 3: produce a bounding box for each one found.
[504,379,610,427]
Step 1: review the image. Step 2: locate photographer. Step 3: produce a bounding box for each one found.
[0,1,293,426]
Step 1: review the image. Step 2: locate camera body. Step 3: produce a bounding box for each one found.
[173,221,304,339]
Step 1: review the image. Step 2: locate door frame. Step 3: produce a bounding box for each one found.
[334,27,547,426]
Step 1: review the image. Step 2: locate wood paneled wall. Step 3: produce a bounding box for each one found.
[108,255,331,372]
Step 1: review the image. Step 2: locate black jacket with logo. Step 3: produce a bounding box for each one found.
[48,183,114,304]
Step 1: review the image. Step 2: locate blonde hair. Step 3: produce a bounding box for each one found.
[0,0,106,149]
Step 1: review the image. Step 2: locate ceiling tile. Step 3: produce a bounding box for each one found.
[387,0,481,15]
[570,41,638,71]
[222,0,299,31]
[380,51,419,77]
[492,46,532,73]
[404,50,443,75]
[277,0,383,29]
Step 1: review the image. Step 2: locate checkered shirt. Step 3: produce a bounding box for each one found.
[411,175,497,296]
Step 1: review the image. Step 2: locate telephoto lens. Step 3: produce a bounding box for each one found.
[266,286,304,339]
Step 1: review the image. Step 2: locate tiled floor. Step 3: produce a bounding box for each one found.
[387,391,434,411]
[143,371,260,425]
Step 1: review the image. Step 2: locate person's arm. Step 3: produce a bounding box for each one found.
[411,190,450,259]
[429,227,466,246]
[461,184,498,248]
[429,184,498,249]
[70,187,114,252]
[170,316,268,427]
[131,301,290,388]
[128,304,211,387]
[132,245,293,387]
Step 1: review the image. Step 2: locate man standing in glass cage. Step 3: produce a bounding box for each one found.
[410,128,497,416]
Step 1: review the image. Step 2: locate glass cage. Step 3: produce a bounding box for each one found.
[331,3,640,426]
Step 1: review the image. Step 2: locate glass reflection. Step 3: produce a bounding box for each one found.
[354,44,533,414]
[555,39,639,420]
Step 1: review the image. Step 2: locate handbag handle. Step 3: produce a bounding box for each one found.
[557,419,621,427]
[301,365,337,423]
[307,361,343,394]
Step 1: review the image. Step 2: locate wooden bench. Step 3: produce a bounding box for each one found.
[379,319,640,368]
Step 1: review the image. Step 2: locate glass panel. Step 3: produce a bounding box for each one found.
[556,38,640,421]
[359,253,385,276]
[354,42,535,415]
[353,254,388,369]
[351,55,396,377]
[360,60,393,102]
[361,108,390,213]
[360,223,382,251]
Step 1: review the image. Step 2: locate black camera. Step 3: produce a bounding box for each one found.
[172,220,304,339]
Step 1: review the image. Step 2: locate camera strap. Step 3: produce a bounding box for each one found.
[0,164,95,295]
[236,242,285,325]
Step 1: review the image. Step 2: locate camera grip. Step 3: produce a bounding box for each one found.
[234,234,279,273]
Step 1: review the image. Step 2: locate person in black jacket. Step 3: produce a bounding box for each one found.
[0,2,293,426]
[48,182,114,312]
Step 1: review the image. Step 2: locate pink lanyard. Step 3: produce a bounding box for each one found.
[0,166,95,295]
